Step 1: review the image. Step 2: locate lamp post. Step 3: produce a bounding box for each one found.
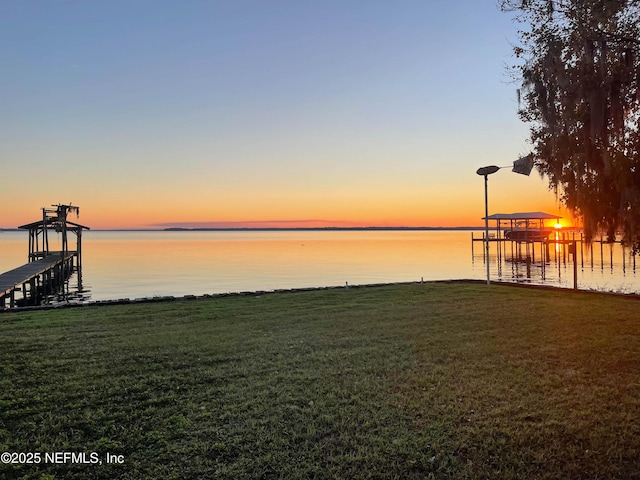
[476,155,534,286]
[476,166,501,285]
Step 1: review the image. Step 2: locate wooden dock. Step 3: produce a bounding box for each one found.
[0,252,76,309]
[0,204,89,309]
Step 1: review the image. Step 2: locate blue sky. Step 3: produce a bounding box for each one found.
[0,1,562,229]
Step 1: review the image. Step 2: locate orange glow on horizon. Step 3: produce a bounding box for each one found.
[3,178,564,230]
[4,202,566,231]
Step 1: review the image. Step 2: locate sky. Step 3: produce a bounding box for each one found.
[1,1,567,230]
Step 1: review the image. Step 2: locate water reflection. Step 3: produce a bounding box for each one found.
[476,233,639,293]
[42,268,92,306]
[82,230,477,299]
[1,230,639,305]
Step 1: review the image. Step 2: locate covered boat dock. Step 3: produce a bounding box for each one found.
[472,211,561,261]
[484,211,560,244]
[0,204,89,308]
[472,210,586,288]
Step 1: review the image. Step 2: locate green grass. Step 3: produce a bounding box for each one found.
[1,282,640,479]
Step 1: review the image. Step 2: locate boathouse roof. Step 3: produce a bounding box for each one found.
[482,211,561,221]
[18,218,90,231]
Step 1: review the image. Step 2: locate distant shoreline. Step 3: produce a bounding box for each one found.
[162,226,485,232]
[1,226,486,232]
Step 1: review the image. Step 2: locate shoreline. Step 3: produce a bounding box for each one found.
[5,278,640,313]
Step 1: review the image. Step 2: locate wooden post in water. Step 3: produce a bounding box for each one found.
[544,238,547,274]
[77,228,82,269]
[610,242,614,270]
[572,240,578,289]
[43,208,49,259]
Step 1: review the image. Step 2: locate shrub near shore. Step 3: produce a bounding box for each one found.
[1,282,640,479]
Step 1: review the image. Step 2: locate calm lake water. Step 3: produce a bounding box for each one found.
[1,229,639,304]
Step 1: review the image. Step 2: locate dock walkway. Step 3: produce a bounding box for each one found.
[0,253,75,308]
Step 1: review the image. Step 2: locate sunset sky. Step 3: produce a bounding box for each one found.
[2,1,566,230]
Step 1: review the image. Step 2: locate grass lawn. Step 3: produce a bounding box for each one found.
[1,282,640,479]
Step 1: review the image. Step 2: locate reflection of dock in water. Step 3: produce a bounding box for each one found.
[0,204,89,309]
[471,211,637,289]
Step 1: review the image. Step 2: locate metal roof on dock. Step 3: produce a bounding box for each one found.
[18,219,90,230]
[482,211,562,221]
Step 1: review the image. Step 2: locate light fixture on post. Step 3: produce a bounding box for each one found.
[476,155,534,286]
